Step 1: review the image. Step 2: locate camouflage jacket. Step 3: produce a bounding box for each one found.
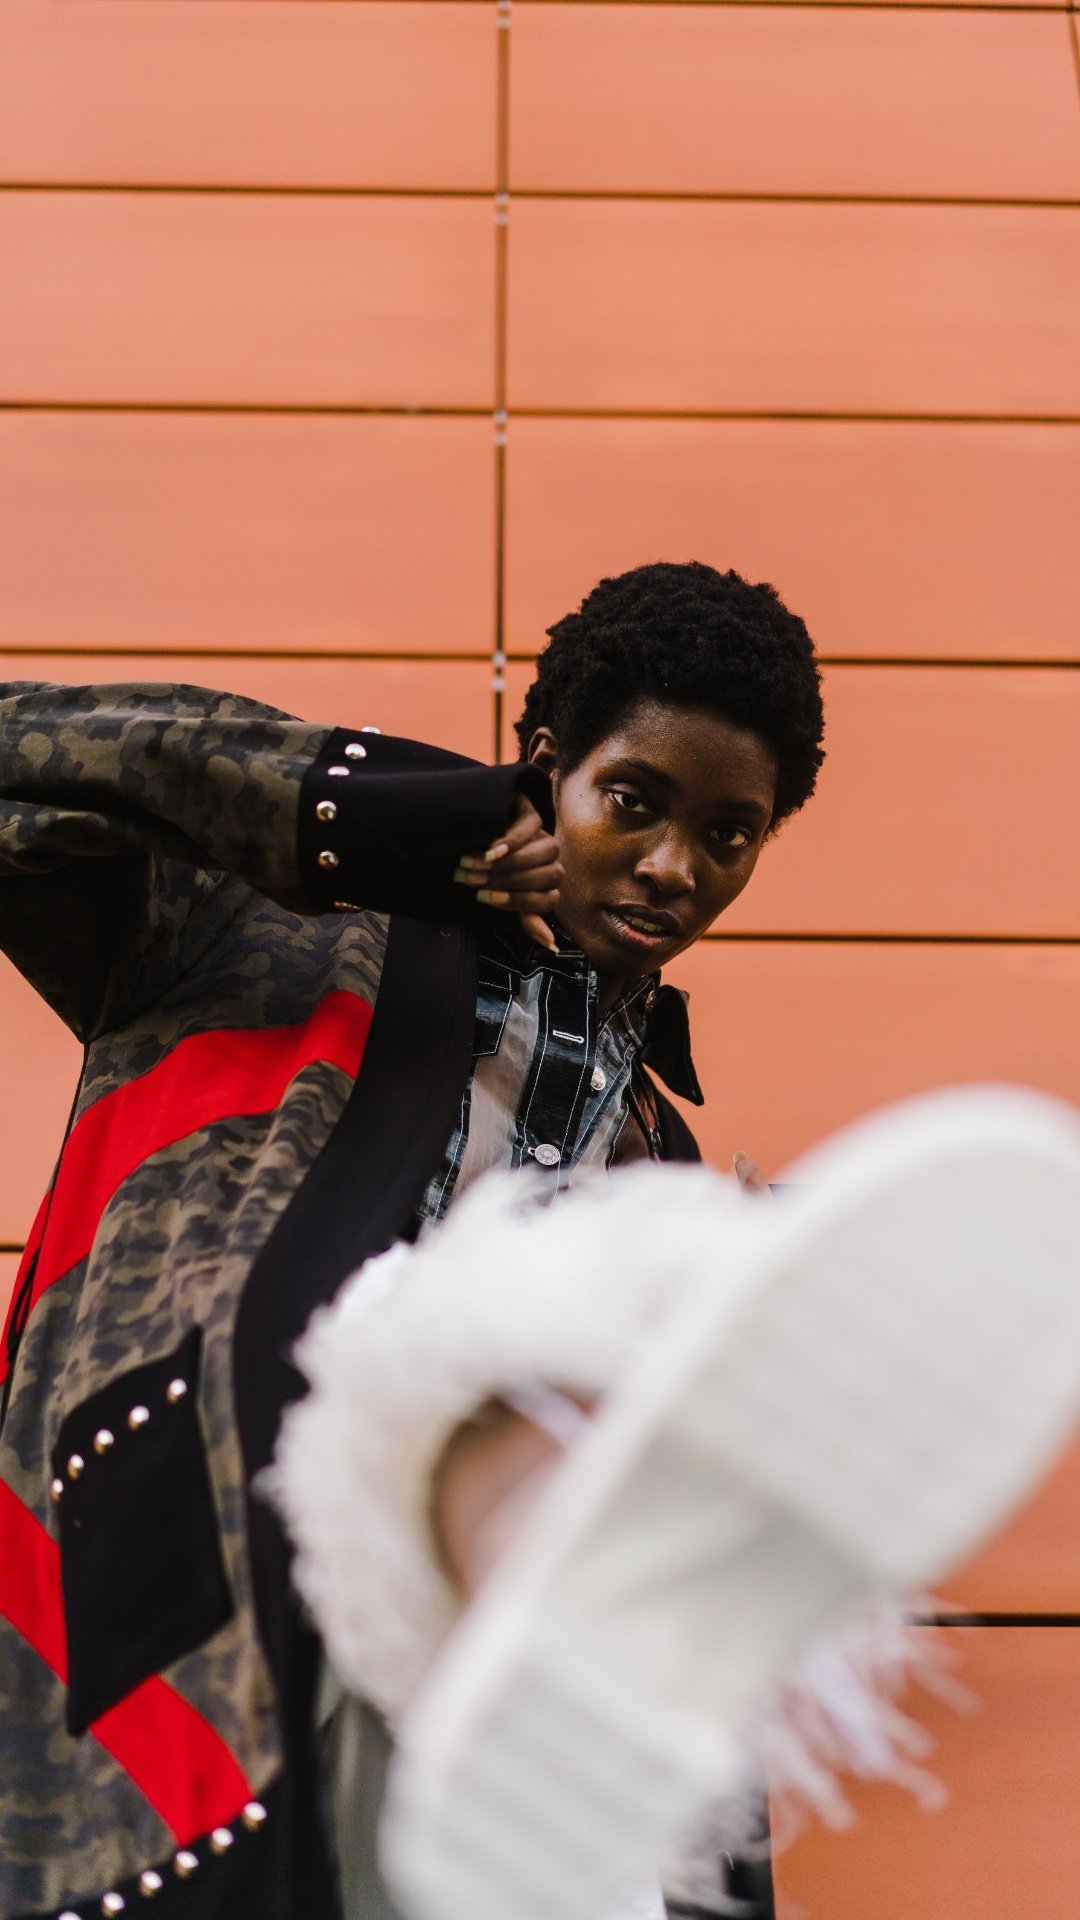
[0,680,568,1920]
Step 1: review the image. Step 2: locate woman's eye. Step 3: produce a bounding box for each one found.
[710,825,752,850]
[607,788,652,815]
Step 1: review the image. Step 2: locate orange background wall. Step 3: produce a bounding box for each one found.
[2,2,1079,1914]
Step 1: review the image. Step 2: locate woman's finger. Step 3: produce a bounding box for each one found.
[475,886,561,913]
[455,861,563,894]
[732,1151,772,1198]
[518,911,558,952]
[458,835,560,878]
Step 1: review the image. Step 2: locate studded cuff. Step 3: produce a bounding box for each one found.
[297,727,554,920]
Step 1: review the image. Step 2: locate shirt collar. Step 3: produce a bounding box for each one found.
[481,922,704,1108]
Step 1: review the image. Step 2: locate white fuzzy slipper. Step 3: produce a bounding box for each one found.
[380,1086,1080,1920]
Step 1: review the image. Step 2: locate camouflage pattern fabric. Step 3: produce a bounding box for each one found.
[0,683,389,1915]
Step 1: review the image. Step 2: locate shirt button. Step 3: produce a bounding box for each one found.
[590,1066,607,1092]
[533,1143,561,1168]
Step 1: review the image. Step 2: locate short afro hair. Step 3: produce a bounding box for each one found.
[514,560,825,830]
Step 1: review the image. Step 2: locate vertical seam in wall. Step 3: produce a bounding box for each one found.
[493,0,512,763]
[1067,0,1080,111]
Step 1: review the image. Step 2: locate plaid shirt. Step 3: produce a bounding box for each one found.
[414,925,701,1230]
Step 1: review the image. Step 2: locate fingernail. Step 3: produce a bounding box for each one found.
[732,1151,749,1166]
[485,843,509,862]
[477,889,511,906]
[458,854,481,869]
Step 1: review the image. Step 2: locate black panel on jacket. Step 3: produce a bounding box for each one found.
[52,1327,233,1735]
[652,1082,703,1163]
[232,913,480,1920]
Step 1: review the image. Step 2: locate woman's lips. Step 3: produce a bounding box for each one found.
[600,907,679,953]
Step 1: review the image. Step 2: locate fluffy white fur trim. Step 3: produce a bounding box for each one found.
[270,1162,961,1850]
[270,1164,741,1720]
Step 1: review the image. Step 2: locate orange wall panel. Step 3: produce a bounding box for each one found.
[0,413,494,655]
[0,961,82,1247]
[774,1630,1080,1920]
[940,1423,1080,1613]
[720,666,1080,938]
[505,419,1080,662]
[0,0,496,189]
[508,202,1080,415]
[0,653,495,763]
[512,8,1080,200]
[656,940,1080,1174]
[0,194,494,407]
[504,662,1080,936]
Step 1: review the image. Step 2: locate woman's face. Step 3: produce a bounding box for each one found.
[528,697,778,990]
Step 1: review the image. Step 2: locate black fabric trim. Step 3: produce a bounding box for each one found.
[652,1079,703,1163]
[53,1327,233,1735]
[297,729,554,921]
[234,912,477,1490]
[644,984,703,1106]
[230,913,479,1918]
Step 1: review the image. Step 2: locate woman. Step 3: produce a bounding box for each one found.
[0,560,823,1920]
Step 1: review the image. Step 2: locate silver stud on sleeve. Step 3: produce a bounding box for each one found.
[67,1454,85,1481]
[138,1870,164,1897]
[242,1800,268,1830]
[50,1477,64,1503]
[315,799,338,823]
[590,1065,607,1093]
[165,1379,188,1405]
[127,1405,150,1431]
[317,849,340,871]
[209,1827,234,1854]
[101,1894,126,1916]
[343,741,367,759]
[94,1428,115,1454]
[173,1849,199,1878]
[360,725,381,734]
[327,765,350,778]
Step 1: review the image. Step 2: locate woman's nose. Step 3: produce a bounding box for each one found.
[634,835,695,896]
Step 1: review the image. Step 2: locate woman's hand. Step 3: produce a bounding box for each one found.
[454,795,563,951]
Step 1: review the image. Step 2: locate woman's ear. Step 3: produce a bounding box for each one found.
[525,728,559,781]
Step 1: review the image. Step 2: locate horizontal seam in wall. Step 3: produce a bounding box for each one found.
[2,652,1076,670]
[514,0,1070,9]
[198,0,1074,12]
[0,402,494,418]
[702,932,1080,944]
[0,647,493,664]
[3,405,1079,426]
[509,407,1080,424]
[2,185,1077,210]
[914,1613,1080,1626]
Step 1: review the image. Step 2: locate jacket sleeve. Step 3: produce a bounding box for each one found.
[0,680,552,1039]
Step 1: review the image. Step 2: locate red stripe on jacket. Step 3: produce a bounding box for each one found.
[0,1478,254,1841]
[2,990,373,1382]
